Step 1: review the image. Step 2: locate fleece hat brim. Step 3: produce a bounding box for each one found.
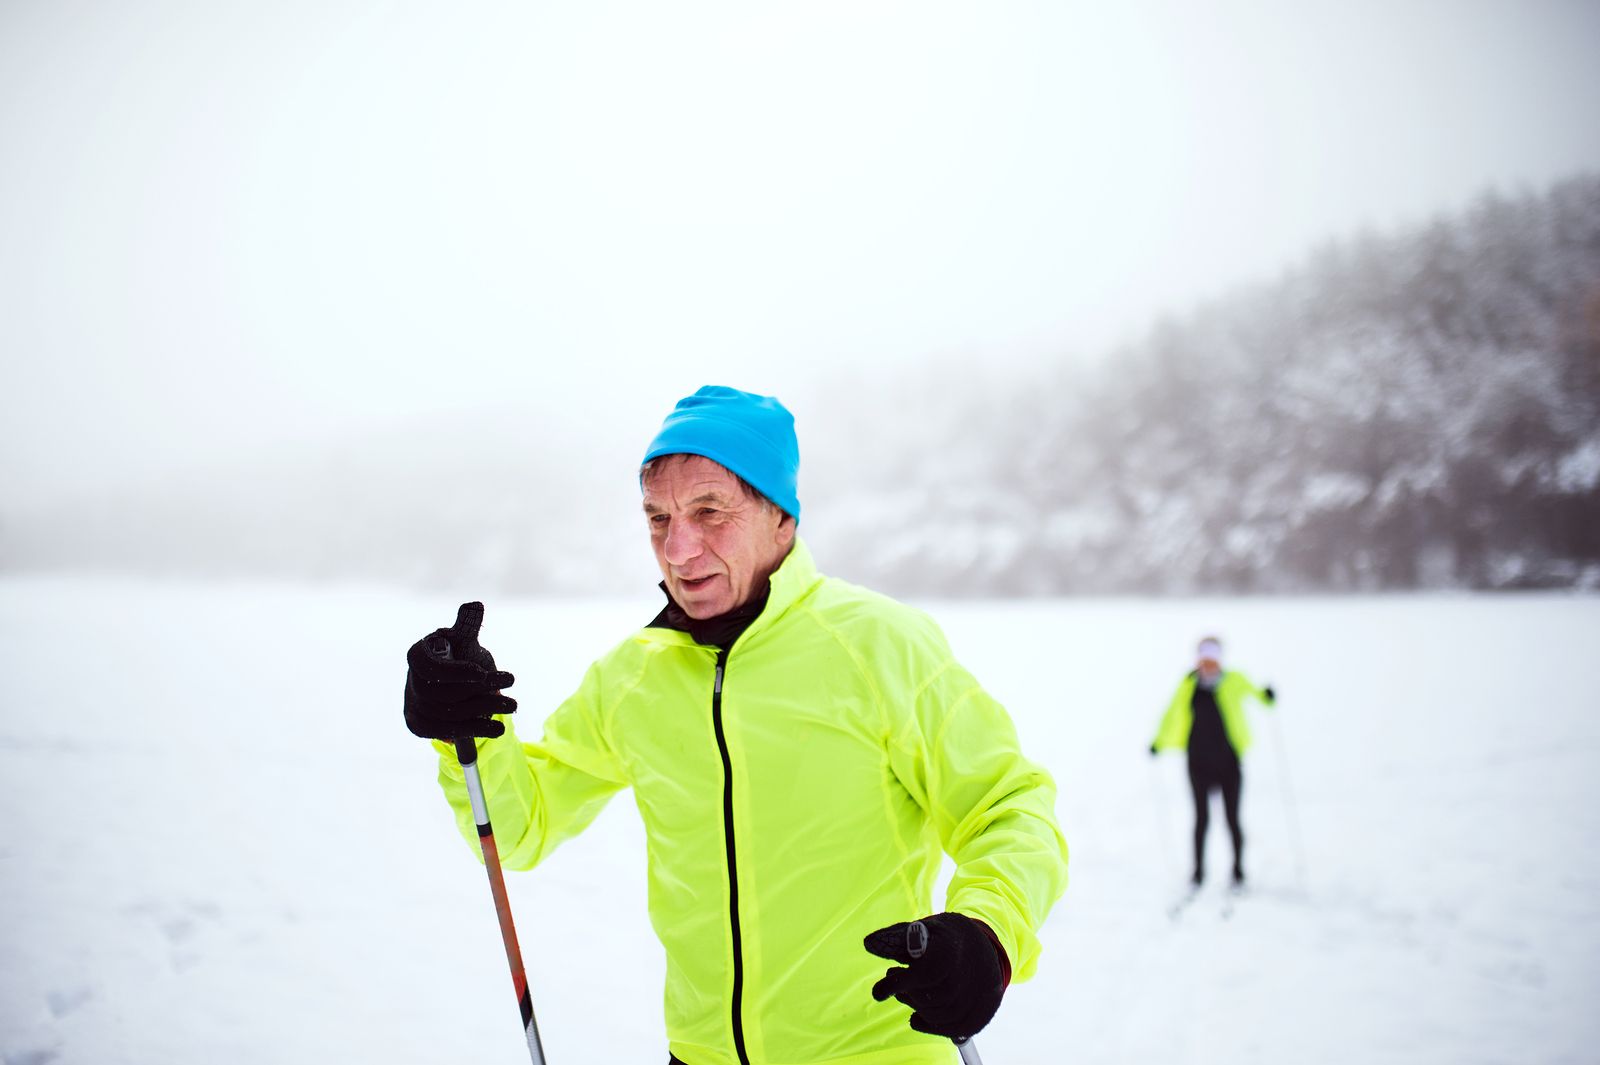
[641,385,801,522]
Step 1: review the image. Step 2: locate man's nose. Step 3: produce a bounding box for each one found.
[662,518,702,566]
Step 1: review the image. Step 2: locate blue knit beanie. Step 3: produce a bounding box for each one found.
[642,386,801,522]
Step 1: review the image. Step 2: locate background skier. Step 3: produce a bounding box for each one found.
[401,385,1069,1065]
[1149,636,1275,887]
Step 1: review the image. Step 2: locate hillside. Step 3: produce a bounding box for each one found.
[5,174,1598,595]
[809,174,1600,594]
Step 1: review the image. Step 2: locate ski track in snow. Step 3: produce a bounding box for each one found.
[1,577,1597,1065]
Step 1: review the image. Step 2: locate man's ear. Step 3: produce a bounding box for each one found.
[776,513,797,548]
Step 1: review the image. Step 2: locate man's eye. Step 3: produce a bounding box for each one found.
[649,514,669,526]
[698,508,720,519]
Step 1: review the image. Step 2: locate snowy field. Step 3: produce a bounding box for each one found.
[2,576,1597,1065]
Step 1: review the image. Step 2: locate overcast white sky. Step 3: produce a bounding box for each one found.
[2,0,1598,504]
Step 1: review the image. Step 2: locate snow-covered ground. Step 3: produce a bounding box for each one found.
[2,576,1596,1065]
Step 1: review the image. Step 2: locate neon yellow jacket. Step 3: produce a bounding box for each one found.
[432,540,1068,1065]
[1150,670,1274,754]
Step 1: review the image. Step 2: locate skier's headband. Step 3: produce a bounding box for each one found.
[1196,639,1223,662]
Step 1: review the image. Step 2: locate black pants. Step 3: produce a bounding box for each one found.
[1188,755,1243,878]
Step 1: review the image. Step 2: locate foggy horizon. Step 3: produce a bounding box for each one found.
[4,1,1600,509]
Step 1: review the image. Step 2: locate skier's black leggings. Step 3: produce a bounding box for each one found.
[1189,756,1243,876]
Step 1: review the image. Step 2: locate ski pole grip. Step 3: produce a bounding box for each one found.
[431,646,481,769]
[906,920,929,958]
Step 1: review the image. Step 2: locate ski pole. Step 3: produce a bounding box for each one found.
[456,736,549,1065]
[1148,754,1178,882]
[906,921,985,1065]
[1267,711,1307,889]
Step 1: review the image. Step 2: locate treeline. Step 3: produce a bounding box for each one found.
[5,175,1597,596]
[808,174,1600,594]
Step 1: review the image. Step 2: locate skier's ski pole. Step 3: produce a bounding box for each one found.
[1267,711,1307,889]
[456,736,548,1065]
[1148,754,1178,881]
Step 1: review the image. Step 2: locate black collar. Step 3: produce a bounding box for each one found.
[648,582,772,650]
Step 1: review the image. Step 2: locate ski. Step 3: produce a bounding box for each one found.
[1220,882,1246,920]
[1167,885,1202,921]
[1169,882,1246,921]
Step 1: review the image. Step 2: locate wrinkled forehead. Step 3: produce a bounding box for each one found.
[640,454,745,507]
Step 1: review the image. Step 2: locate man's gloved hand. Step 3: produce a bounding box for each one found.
[1149,742,1159,757]
[404,602,517,740]
[863,911,1009,1040]
[1264,685,1277,703]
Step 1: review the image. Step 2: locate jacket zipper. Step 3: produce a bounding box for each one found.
[712,647,750,1065]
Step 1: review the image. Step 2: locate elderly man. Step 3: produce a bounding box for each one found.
[403,386,1068,1065]
[1150,636,1276,888]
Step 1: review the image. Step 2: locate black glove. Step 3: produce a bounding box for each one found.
[863,912,1008,1040]
[1149,742,1159,757]
[404,602,517,740]
[1263,685,1277,703]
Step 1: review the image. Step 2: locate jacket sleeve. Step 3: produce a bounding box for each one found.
[886,637,1069,983]
[432,658,630,871]
[1230,671,1275,709]
[1151,678,1193,751]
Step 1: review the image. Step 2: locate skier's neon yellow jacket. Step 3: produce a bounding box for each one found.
[1150,670,1274,754]
[432,540,1068,1065]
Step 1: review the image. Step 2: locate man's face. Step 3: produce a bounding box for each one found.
[1198,657,1221,680]
[642,455,796,620]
